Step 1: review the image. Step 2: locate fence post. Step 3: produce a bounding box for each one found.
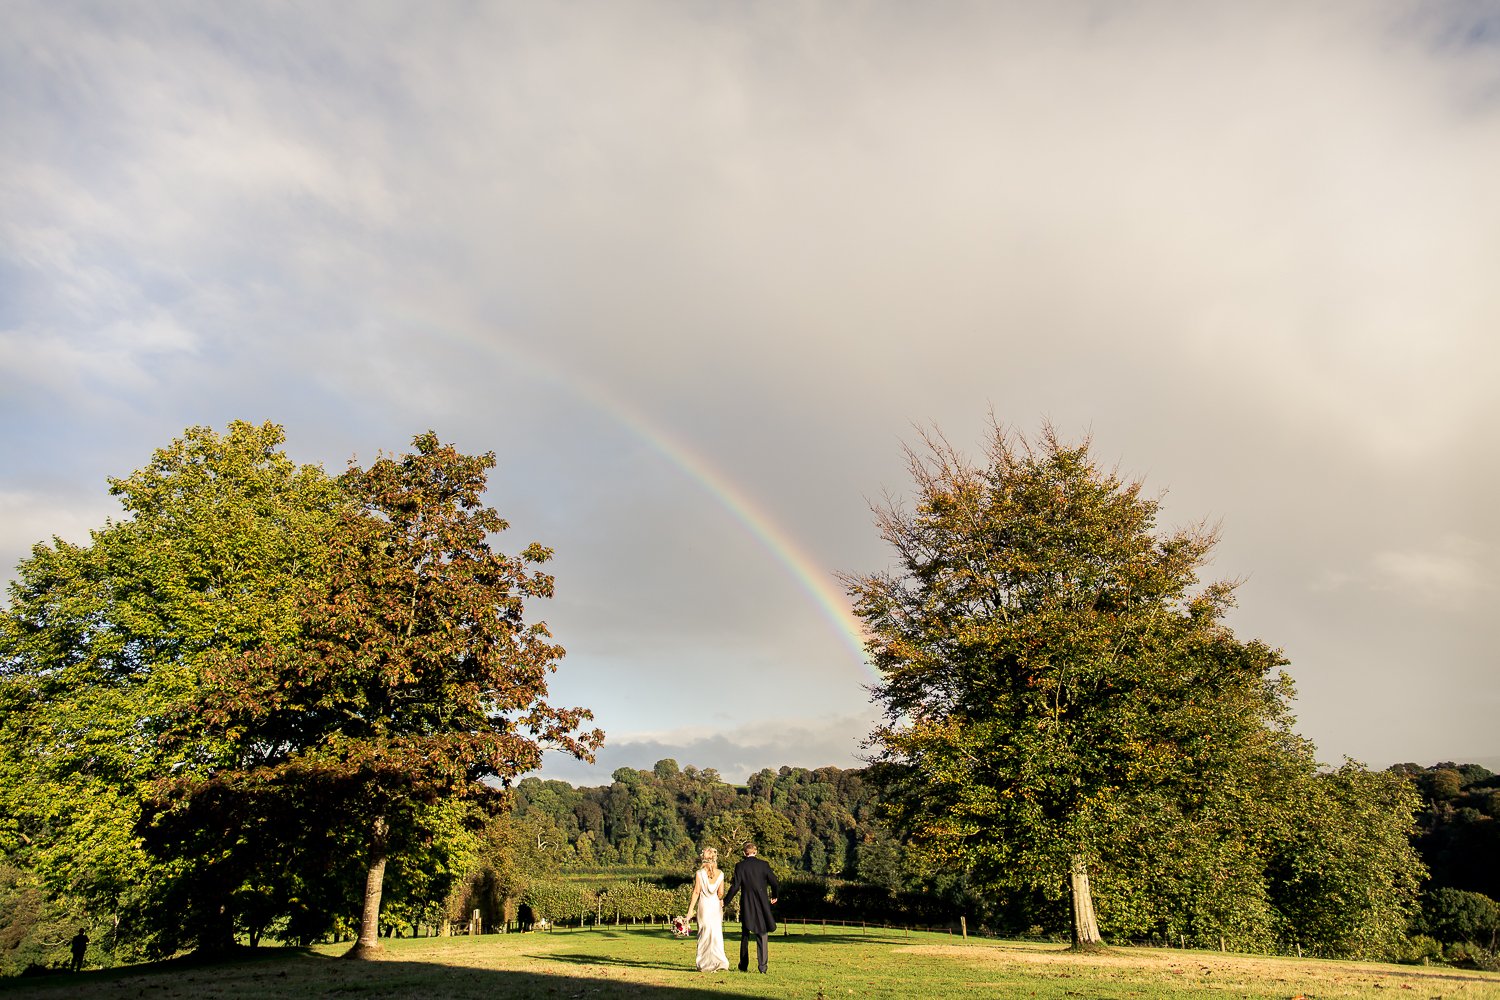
[961,916,967,941]
[1219,936,1225,953]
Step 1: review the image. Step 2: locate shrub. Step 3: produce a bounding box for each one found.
[1421,888,1500,948]
[1393,934,1443,965]
[1443,941,1500,972]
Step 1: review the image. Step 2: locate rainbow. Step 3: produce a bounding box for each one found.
[579,386,872,670]
[425,321,874,680]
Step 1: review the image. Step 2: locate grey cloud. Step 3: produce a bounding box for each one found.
[538,711,883,787]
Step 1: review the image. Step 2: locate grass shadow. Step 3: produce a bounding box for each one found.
[0,948,776,999]
[542,950,689,972]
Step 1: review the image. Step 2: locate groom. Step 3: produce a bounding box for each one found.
[724,841,781,973]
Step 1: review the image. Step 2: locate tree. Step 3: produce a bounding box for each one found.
[0,421,342,958]
[1421,888,1500,949]
[1265,763,1424,959]
[149,432,602,958]
[1395,762,1500,905]
[845,423,1299,950]
[702,803,795,872]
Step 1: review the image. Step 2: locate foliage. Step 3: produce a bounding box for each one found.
[701,804,796,869]
[0,421,343,960]
[1442,941,1500,972]
[1267,763,1425,959]
[446,807,570,932]
[519,880,598,926]
[844,425,1291,933]
[509,762,897,888]
[1391,762,1500,904]
[594,880,681,923]
[1392,933,1444,965]
[145,432,603,954]
[1420,888,1500,949]
[0,861,110,976]
[842,422,1425,957]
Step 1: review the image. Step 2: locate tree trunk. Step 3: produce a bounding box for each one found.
[344,817,389,959]
[1068,854,1105,952]
[199,903,237,956]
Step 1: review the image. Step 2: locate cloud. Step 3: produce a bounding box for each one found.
[0,491,117,571]
[539,711,882,787]
[0,313,199,397]
[1313,534,1491,607]
[1369,536,1492,605]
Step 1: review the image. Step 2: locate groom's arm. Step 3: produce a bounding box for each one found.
[767,865,781,904]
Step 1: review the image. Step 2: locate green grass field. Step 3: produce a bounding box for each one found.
[4,926,1497,999]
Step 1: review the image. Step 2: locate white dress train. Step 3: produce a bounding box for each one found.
[694,869,730,972]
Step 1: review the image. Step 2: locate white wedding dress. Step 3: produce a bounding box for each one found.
[694,868,729,972]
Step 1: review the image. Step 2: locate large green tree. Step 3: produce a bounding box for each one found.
[0,421,342,960]
[150,432,603,957]
[845,424,1324,949]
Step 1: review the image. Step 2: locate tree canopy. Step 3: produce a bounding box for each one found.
[145,431,603,956]
[845,423,1424,955]
[0,423,602,965]
[0,421,343,959]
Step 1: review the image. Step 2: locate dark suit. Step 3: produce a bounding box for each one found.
[724,854,780,972]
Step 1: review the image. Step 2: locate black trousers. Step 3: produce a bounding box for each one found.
[738,927,769,972]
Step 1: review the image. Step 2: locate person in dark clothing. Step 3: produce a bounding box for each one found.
[69,930,88,972]
[723,841,780,973]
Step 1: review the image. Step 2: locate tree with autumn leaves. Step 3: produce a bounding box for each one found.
[0,423,600,962]
[847,423,1424,956]
[145,432,602,957]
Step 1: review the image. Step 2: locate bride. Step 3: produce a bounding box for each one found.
[685,846,730,972]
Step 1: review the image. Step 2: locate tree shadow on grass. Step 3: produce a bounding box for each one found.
[542,950,690,972]
[0,945,319,990]
[0,950,775,999]
[540,931,912,974]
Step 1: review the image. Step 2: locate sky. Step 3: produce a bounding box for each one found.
[3,1,1497,786]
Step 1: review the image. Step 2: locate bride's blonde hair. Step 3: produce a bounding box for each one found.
[699,846,719,867]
